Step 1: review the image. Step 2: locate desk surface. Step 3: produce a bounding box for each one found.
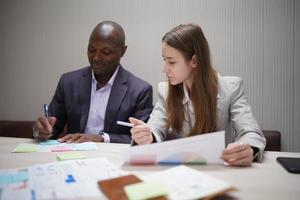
[1,137,299,200]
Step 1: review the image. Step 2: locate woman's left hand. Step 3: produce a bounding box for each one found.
[220,142,253,166]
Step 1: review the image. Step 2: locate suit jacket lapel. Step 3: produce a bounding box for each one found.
[104,66,127,132]
[79,67,92,132]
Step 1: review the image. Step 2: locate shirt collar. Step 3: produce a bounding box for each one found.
[92,65,120,88]
[182,82,190,104]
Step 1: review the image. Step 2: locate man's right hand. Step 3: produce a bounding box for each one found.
[33,116,56,140]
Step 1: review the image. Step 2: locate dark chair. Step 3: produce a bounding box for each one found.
[0,120,34,138]
[262,130,281,151]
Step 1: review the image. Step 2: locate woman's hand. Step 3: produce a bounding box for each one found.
[220,142,253,166]
[129,117,153,145]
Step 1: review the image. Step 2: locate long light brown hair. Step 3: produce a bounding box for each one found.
[162,23,218,136]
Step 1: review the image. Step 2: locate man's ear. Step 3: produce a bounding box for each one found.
[191,55,197,68]
[121,45,128,57]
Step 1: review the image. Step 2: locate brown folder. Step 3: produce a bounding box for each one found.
[98,174,167,200]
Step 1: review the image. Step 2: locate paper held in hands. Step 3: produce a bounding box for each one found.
[122,131,225,165]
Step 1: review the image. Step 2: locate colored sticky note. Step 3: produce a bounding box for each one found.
[11,171,29,182]
[73,142,97,151]
[124,181,168,200]
[13,144,38,153]
[0,175,12,184]
[57,152,86,161]
[51,146,72,152]
[39,140,60,146]
[0,171,29,184]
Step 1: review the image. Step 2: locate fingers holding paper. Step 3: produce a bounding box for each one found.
[129,117,153,145]
[221,142,253,166]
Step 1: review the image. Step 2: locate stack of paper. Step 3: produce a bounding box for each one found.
[141,165,235,200]
[0,158,127,200]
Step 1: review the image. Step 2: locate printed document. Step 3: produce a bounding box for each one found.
[122,131,225,164]
[141,165,235,200]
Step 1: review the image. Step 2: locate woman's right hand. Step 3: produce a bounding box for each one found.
[129,117,153,145]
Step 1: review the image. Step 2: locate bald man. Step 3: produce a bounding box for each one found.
[33,21,153,143]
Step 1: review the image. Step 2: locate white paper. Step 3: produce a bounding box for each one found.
[122,131,225,164]
[141,165,234,200]
[0,158,127,200]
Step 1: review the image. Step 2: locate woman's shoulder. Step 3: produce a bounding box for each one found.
[218,75,244,95]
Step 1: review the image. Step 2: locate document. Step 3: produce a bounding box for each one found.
[12,140,98,153]
[141,165,235,200]
[0,158,127,200]
[122,131,225,164]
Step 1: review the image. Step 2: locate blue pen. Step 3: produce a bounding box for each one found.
[43,104,49,119]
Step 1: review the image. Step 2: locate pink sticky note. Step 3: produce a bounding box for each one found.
[51,146,73,152]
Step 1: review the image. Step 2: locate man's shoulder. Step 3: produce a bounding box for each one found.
[60,66,91,80]
[120,66,152,89]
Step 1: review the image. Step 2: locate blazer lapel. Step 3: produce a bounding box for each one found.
[104,66,127,131]
[79,67,92,132]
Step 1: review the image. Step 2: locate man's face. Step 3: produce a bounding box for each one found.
[87,31,125,77]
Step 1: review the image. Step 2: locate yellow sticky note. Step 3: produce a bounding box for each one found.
[13,144,38,153]
[124,181,168,200]
[57,152,86,161]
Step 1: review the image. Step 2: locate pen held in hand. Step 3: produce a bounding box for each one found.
[116,121,134,128]
[44,104,49,119]
[43,103,53,134]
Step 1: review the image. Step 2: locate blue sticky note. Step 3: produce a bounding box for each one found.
[74,142,97,151]
[0,175,11,184]
[0,171,29,184]
[11,171,29,182]
[39,140,60,146]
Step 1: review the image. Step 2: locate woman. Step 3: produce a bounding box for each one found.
[129,23,266,166]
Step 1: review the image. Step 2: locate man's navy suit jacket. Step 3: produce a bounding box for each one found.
[48,66,153,143]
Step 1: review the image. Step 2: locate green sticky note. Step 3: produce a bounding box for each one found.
[57,152,86,161]
[124,181,168,200]
[13,144,38,153]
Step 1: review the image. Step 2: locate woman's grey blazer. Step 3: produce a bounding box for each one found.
[148,76,266,162]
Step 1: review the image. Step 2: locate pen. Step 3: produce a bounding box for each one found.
[116,121,134,128]
[43,104,49,119]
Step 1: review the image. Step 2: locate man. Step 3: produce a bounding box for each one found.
[33,21,153,143]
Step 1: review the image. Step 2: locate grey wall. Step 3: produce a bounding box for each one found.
[0,0,299,152]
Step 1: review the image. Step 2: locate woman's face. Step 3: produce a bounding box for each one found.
[162,42,195,88]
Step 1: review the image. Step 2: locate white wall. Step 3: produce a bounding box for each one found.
[0,0,299,152]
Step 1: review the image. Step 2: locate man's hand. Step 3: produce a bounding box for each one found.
[129,117,153,145]
[220,142,253,166]
[58,133,104,143]
[33,116,56,140]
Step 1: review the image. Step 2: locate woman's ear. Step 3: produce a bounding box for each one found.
[191,55,197,68]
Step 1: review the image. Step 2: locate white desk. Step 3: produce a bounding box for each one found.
[0,137,299,200]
